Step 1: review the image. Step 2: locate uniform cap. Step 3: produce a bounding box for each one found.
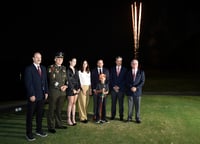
[55,52,64,58]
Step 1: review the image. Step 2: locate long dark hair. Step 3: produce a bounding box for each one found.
[79,60,90,73]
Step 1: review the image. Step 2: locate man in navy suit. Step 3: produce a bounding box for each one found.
[91,59,109,121]
[24,52,48,141]
[110,56,127,121]
[126,59,145,123]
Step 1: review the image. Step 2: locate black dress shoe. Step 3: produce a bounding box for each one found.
[136,119,141,123]
[110,117,115,120]
[73,123,77,126]
[56,126,67,129]
[48,129,56,133]
[80,120,88,123]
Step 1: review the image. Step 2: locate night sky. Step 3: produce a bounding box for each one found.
[5,0,200,100]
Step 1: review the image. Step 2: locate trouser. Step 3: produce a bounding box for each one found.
[78,85,90,121]
[47,93,66,129]
[93,94,97,117]
[110,90,124,118]
[26,99,45,135]
[96,96,106,120]
[127,96,141,120]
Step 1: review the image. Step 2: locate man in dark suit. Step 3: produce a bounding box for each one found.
[91,59,109,121]
[110,56,127,121]
[126,59,145,123]
[24,52,48,141]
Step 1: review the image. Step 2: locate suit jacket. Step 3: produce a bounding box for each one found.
[24,64,48,101]
[91,67,109,91]
[109,66,127,92]
[66,67,81,92]
[126,69,145,97]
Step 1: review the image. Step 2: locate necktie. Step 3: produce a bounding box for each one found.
[38,66,42,76]
[99,68,102,74]
[132,70,136,81]
[117,67,120,76]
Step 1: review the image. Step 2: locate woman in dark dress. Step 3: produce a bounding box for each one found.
[66,58,81,126]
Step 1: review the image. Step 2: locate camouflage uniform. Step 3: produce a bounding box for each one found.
[47,64,67,129]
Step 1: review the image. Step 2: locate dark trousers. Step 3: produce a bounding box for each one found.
[110,90,124,118]
[127,96,141,120]
[26,99,45,135]
[93,94,97,117]
[96,96,106,120]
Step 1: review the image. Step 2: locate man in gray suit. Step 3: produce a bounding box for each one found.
[126,59,145,123]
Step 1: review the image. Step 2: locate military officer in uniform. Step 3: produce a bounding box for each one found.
[47,52,68,133]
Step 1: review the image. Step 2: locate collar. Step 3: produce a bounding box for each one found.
[33,63,40,68]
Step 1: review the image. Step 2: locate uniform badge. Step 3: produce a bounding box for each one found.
[54,82,59,87]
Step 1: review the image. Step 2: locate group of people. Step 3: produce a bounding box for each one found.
[24,51,145,141]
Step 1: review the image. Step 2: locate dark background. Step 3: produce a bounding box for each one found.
[5,0,200,101]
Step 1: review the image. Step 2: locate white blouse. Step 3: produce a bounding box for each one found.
[78,70,91,86]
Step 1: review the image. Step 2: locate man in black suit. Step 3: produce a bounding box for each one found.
[110,56,127,121]
[24,52,48,141]
[91,59,109,121]
[126,59,145,123]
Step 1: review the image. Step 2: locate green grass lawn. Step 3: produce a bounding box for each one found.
[143,70,200,93]
[0,95,200,144]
